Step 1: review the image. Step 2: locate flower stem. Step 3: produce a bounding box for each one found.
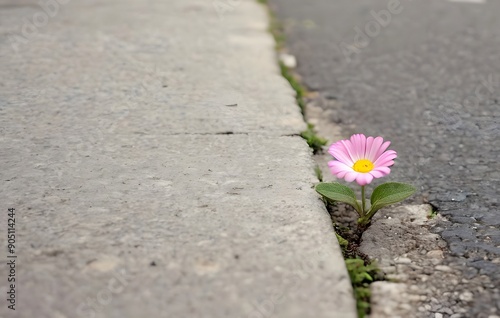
[361,185,366,214]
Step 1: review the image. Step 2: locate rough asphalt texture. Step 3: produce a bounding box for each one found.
[0,0,357,317]
[270,0,500,315]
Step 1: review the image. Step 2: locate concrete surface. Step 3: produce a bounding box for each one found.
[0,0,356,317]
[359,204,499,317]
[269,0,500,315]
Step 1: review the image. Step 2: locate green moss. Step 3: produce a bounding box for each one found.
[300,123,327,154]
[335,229,383,317]
[345,258,380,318]
[427,205,438,219]
[314,165,324,182]
[335,233,349,248]
[279,61,305,114]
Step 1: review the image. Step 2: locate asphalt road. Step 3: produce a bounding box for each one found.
[270,0,500,314]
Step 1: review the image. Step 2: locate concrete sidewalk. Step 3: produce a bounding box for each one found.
[0,0,356,317]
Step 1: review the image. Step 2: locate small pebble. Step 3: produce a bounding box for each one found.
[435,265,453,272]
[459,291,473,302]
[395,257,412,264]
[427,250,444,259]
[435,313,443,318]
[382,266,396,274]
[432,304,442,311]
[430,258,443,265]
[442,307,453,315]
[279,53,297,69]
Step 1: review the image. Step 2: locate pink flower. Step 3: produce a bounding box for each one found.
[328,134,397,186]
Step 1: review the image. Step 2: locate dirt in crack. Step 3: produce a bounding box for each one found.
[326,202,366,259]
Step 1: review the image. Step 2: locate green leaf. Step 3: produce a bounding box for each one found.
[369,182,416,214]
[335,233,349,248]
[315,182,361,214]
[362,272,373,282]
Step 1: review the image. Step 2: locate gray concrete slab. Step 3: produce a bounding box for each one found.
[0,0,356,317]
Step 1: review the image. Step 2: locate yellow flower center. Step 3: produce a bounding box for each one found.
[353,159,374,173]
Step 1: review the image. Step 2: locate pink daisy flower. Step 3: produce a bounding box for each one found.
[328,134,397,186]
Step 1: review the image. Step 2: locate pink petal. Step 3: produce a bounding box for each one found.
[349,135,358,159]
[374,150,397,167]
[375,141,392,159]
[344,171,358,182]
[372,166,391,175]
[365,136,375,160]
[351,134,367,160]
[379,160,395,167]
[340,140,357,163]
[328,142,354,165]
[366,136,384,162]
[328,160,353,175]
[336,170,349,178]
[356,173,374,186]
[369,169,386,178]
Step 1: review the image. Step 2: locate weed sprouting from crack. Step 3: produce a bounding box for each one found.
[427,203,439,219]
[314,165,323,182]
[325,200,384,318]
[300,123,328,154]
[345,258,382,318]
